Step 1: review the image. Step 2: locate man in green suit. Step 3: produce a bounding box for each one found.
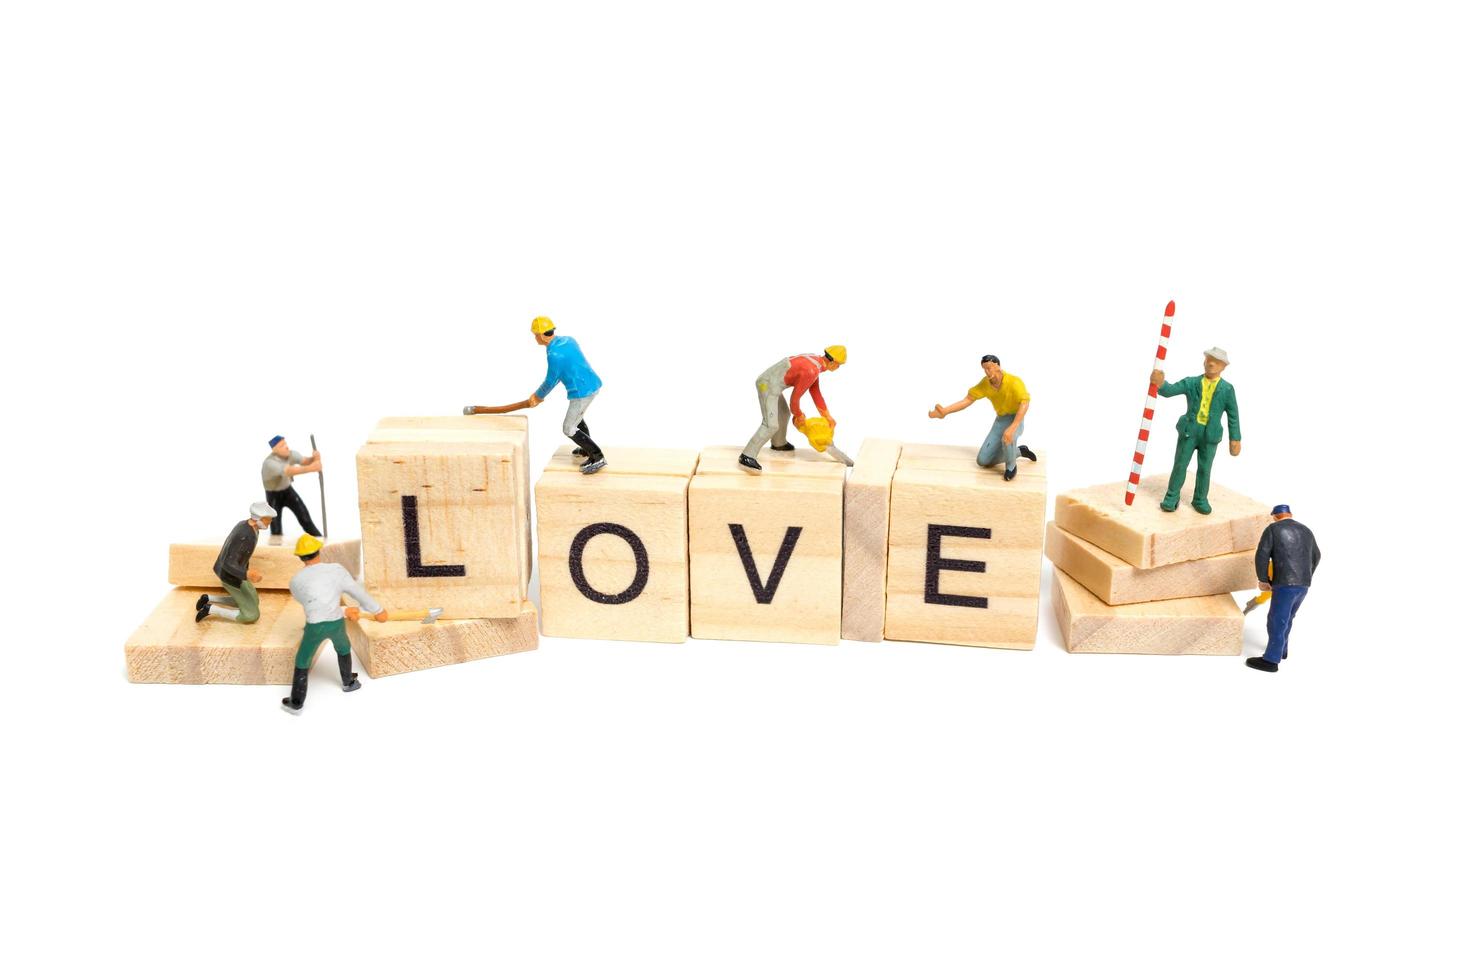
[1150,346,1241,515]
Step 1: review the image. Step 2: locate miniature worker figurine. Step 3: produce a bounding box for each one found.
[740,345,848,472]
[929,354,1037,481]
[1150,347,1241,514]
[281,534,388,714]
[1245,505,1321,673]
[261,435,323,536]
[526,317,606,474]
[196,502,277,624]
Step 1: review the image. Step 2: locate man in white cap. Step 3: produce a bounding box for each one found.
[1150,347,1241,515]
[195,502,277,624]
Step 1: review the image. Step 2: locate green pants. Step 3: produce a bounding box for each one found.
[216,579,261,624]
[296,618,352,670]
[1165,423,1220,505]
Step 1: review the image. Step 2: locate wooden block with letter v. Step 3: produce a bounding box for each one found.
[357,417,530,621]
[535,446,699,643]
[345,601,539,677]
[688,446,846,645]
[125,588,306,684]
[167,536,361,590]
[1053,474,1269,569]
[883,443,1047,649]
[1052,569,1243,655]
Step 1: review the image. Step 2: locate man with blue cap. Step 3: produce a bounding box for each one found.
[261,435,323,537]
[1246,505,1321,673]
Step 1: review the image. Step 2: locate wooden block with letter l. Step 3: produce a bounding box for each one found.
[688,447,846,645]
[367,416,532,590]
[884,443,1047,650]
[536,446,699,643]
[1052,569,1243,655]
[1053,474,1270,569]
[1045,522,1257,605]
[167,536,361,590]
[125,588,307,684]
[357,426,528,621]
[842,438,902,642]
[344,601,539,678]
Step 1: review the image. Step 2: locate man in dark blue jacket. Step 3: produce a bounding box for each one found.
[1246,505,1321,673]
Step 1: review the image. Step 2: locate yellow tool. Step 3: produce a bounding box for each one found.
[345,606,444,624]
[1242,561,1271,615]
[796,416,834,453]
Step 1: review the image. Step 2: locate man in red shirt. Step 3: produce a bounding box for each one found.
[739,345,847,472]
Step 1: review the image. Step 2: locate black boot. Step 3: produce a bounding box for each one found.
[572,421,591,457]
[196,594,210,612]
[338,654,361,693]
[195,604,211,623]
[281,667,310,713]
[769,442,796,452]
[739,453,763,472]
[1018,445,1037,462]
[570,428,604,472]
[1004,466,1017,481]
[1245,657,1278,673]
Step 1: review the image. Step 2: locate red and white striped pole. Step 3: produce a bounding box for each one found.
[1124,300,1175,506]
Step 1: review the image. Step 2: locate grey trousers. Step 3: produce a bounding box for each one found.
[742,360,792,457]
[563,393,597,438]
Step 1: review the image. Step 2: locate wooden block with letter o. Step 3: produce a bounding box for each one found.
[357,420,529,620]
[688,447,846,645]
[884,443,1047,650]
[535,446,699,643]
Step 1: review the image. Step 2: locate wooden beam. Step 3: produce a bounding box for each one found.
[1052,569,1243,655]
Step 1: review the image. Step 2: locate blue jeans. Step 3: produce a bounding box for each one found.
[977,414,1022,469]
[1263,585,1308,664]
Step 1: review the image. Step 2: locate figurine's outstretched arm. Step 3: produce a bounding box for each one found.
[930,396,974,419]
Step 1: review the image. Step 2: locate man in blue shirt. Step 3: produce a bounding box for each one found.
[527,316,606,474]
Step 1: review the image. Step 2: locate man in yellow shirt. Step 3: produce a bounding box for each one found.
[929,354,1038,481]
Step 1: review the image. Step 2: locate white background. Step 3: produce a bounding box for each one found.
[2,2,1465,977]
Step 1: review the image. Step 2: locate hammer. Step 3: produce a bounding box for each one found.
[463,401,532,415]
[345,607,444,624]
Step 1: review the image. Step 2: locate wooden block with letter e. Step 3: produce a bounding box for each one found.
[884,443,1047,649]
[688,447,846,645]
[1044,522,1257,605]
[1052,569,1243,655]
[345,601,539,678]
[357,426,528,620]
[167,536,360,590]
[1053,474,1269,569]
[536,446,699,643]
[125,588,307,684]
[842,438,901,642]
[367,416,532,590]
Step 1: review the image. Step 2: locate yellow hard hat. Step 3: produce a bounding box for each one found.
[824,345,847,364]
[294,534,323,558]
[797,416,834,453]
[531,316,556,335]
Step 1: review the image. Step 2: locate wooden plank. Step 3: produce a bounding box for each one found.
[1053,474,1270,569]
[168,537,360,590]
[884,444,1047,650]
[344,601,539,678]
[536,446,698,643]
[368,416,532,591]
[125,588,307,684]
[357,440,525,619]
[1044,522,1257,605]
[688,446,845,645]
[841,438,902,641]
[1052,569,1243,655]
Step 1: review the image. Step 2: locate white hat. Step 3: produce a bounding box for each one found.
[250,502,278,520]
[1203,346,1230,364]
